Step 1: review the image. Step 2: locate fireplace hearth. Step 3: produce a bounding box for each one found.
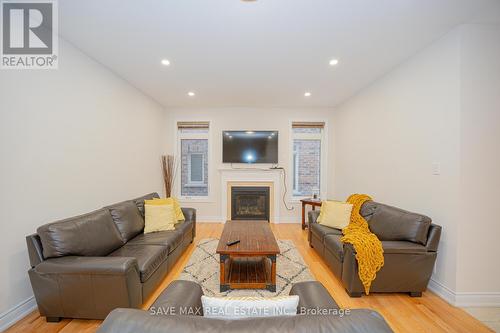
[231,186,270,221]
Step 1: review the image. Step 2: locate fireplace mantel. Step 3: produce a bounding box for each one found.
[219,167,282,223]
[217,166,282,173]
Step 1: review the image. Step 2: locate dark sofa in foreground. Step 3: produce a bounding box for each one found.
[26,192,196,321]
[97,280,393,333]
[309,200,441,297]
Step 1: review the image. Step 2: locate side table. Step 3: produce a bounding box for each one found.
[300,198,322,230]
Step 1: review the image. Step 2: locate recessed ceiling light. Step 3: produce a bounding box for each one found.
[304,92,312,97]
[187,91,195,97]
[245,131,255,134]
[161,59,170,66]
[329,59,339,66]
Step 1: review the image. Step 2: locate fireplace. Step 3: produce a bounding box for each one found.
[231,186,270,221]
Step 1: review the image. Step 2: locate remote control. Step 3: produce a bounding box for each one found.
[226,240,240,246]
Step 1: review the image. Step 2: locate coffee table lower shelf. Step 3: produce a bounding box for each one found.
[220,255,276,292]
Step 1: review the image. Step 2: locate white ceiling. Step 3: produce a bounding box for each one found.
[58,0,499,108]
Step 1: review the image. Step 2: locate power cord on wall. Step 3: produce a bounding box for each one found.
[270,166,294,211]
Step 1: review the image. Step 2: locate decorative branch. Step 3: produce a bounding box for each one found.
[161,155,177,198]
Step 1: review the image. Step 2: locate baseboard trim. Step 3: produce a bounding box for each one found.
[428,278,456,305]
[0,296,37,332]
[275,218,301,224]
[197,216,224,223]
[428,278,500,307]
[455,292,500,307]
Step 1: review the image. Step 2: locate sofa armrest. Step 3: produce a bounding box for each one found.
[35,256,139,275]
[425,224,441,252]
[98,309,162,333]
[290,281,339,313]
[182,207,196,222]
[26,233,44,267]
[337,309,394,332]
[150,280,203,316]
[308,210,320,224]
[181,207,196,238]
[29,256,142,319]
[308,210,320,243]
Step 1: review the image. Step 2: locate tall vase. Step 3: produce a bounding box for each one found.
[161,155,176,198]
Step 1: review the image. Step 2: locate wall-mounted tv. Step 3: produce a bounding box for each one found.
[222,131,278,164]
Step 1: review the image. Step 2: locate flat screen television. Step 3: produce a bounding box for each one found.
[222,131,278,163]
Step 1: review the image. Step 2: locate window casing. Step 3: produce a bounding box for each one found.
[293,149,299,192]
[177,122,210,198]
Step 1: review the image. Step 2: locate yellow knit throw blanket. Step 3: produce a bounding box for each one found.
[341,194,384,295]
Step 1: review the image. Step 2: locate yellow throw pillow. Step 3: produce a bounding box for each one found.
[144,204,176,234]
[145,197,185,223]
[317,200,353,230]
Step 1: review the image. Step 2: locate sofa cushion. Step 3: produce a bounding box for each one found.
[108,244,168,282]
[317,201,353,230]
[367,202,431,245]
[132,192,160,218]
[382,241,427,254]
[311,222,342,242]
[106,201,145,243]
[127,230,183,254]
[144,203,176,234]
[324,234,344,260]
[37,209,123,259]
[145,198,185,222]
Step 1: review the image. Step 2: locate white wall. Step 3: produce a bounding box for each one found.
[0,38,167,328]
[457,24,500,296]
[165,108,334,222]
[330,30,462,292]
[331,24,500,305]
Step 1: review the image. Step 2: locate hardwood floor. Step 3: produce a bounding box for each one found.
[7,223,492,333]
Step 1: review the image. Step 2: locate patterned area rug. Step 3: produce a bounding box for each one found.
[179,238,315,297]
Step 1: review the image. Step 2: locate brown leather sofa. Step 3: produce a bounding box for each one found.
[26,192,196,321]
[96,280,394,333]
[309,201,441,297]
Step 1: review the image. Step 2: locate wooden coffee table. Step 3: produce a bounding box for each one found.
[216,221,280,292]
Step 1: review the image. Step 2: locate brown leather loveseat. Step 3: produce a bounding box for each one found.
[96,280,394,333]
[309,201,441,297]
[26,192,196,321]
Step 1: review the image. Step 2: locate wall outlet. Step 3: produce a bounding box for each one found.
[432,162,441,175]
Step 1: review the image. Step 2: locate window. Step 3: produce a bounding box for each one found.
[188,153,204,184]
[291,122,325,198]
[177,122,210,197]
